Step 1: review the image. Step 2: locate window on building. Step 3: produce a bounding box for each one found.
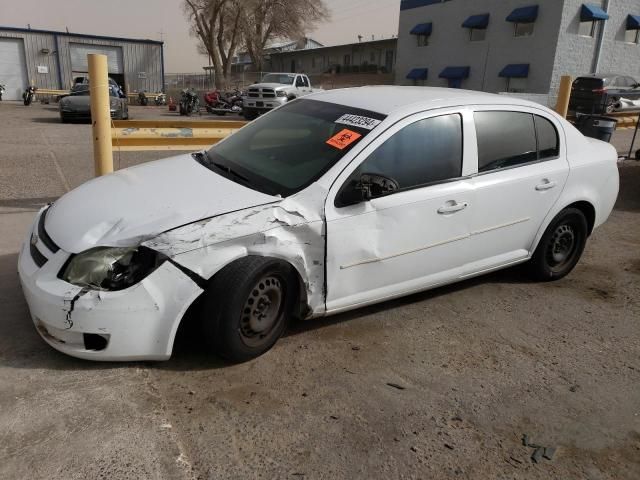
[578,20,598,37]
[417,34,429,46]
[344,54,351,66]
[506,77,527,93]
[514,22,535,37]
[625,28,640,43]
[370,52,376,63]
[469,28,486,42]
[356,114,463,190]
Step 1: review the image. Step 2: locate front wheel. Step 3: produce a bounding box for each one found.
[201,257,298,362]
[243,108,259,121]
[528,208,588,281]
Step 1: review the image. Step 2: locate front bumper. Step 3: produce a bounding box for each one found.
[243,97,287,110]
[18,209,203,361]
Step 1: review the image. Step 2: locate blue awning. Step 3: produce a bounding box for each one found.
[462,14,490,29]
[439,66,470,79]
[499,64,530,78]
[581,4,609,21]
[407,68,429,80]
[506,5,539,23]
[627,14,640,29]
[410,23,433,35]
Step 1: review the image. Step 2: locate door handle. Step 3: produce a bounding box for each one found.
[438,201,469,214]
[536,180,557,191]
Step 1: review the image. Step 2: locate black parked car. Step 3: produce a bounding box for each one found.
[569,74,640,114]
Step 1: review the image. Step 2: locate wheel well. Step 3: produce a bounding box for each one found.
[172,256,311,350]
[567,201,596,235]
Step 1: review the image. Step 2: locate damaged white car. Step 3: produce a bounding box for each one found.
[19,87,619,362]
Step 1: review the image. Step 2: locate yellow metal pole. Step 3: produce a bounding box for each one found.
[88,54,114,176]
[555,75,573,119]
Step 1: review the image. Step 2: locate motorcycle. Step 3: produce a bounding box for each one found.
[204,89,244,116]
[0,84,5,101]
[23,86,37,106]
[179,89,200,116]
[154,93,167,106]
[138,91,149,106]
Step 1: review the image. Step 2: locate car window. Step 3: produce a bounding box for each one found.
[302,76,310,88]
[475,111,537,172]
[534,115,559,159]
[295,76,305,87]
[206,99,386,196]
[355,114,463,190]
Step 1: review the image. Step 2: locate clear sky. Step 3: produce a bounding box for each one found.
[1,0,400,72]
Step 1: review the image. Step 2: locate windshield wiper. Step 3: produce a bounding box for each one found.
[211,161,252,184]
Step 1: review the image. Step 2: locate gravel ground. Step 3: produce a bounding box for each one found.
[0,102,638,480]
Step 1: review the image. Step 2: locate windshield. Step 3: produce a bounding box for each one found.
[71,79,121,97]
[202,99,386,196]
[261,73,296,85]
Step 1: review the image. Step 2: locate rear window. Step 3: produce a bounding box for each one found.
[474,111,560,172]
[573,78,605,89]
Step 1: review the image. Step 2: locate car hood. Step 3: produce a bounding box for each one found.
[250,83,293,89]
[45,154,279,253]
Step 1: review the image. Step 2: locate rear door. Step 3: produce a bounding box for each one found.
[465,108,569,273]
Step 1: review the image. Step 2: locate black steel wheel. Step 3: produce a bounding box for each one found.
[202,256,298,362]
[528,208,588,281]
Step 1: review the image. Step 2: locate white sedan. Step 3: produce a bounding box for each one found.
[18,87,619,362]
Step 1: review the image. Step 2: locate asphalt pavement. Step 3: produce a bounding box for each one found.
[0,102,639,480]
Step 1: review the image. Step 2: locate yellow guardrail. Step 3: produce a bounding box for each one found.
[127,92,164,99]
[111,120,247,151]
[36,89,71,96]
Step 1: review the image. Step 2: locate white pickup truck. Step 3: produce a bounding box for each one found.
[242,73,321,120]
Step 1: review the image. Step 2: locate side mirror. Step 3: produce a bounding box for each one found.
[338,172,400,207]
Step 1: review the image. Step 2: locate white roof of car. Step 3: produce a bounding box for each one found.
[309,86,542,116]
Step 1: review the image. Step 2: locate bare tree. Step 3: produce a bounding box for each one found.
[183,0,243,89]
[240,0,330,73]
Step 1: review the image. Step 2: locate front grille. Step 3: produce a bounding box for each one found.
[30,242,48,268]
[248,93,259,98]
[38,207,60,253]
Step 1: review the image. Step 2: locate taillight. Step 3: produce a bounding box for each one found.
[592,88,606,94]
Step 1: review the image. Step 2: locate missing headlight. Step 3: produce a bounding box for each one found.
[60,246,167,291]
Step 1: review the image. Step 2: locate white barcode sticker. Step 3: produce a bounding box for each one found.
[335,114,382,130]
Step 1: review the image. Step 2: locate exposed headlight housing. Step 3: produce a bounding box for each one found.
[60,246,167,291]
[109,98,120,108]
[276,91,287,97]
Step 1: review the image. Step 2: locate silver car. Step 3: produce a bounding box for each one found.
[59,78,129,123]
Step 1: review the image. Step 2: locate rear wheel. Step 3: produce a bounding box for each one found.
[201,256,298,362]
[528,208,588,281]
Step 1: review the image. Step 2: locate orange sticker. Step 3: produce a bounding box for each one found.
[326,129,362,150]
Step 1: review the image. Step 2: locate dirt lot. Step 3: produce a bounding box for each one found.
[0,102,639,480]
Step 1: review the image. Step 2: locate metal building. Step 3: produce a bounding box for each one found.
[0,26,164,100]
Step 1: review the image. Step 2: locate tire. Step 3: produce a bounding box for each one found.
[528,208,588,281]
[605,97,617,114]
[201,256,298,362]
[243,109,259,121]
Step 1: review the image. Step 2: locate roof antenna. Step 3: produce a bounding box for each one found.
[66,26,70,33]
[358,35,363,43]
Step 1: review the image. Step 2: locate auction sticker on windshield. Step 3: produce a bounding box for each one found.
[335,114,382,130]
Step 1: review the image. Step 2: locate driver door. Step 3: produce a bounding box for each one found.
[324,109,477,313]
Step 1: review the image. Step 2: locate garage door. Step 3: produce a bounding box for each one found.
[0,38,28,101]
[69,43,123,73]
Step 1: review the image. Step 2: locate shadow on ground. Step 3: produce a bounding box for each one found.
[0,243,529,373]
